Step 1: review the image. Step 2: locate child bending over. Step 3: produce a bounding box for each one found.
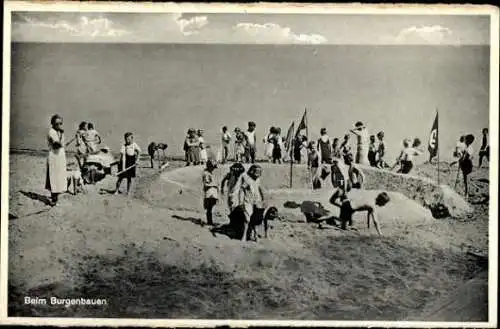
[329,190,390,236]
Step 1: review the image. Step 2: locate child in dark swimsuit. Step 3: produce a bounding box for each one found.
[478,128,489,168]
[329,190,390,235]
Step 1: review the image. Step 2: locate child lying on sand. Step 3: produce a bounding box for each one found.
[329,190,390,236]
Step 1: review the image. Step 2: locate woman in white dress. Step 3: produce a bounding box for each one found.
[350,121,369,165]
[45,114,67,206]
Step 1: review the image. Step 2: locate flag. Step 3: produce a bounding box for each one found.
[428,111,439,159]
[295,109,308,138]
[284,121,295,153]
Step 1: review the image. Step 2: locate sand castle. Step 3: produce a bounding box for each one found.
[148,163,473,221]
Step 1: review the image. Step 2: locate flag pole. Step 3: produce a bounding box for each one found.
[305,107,309,141]
[436,108,440,186]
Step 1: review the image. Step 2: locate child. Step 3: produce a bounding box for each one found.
[115,132,141,196]
[236,164,265,241]
[345,153,365,189]
[264,127,276,162]
[349,121,369,165]
[376,131,388,169]
[450,135,466,167]
[234,127,247,163]
[185,128,200,166]
[272,130,283,164]
[65,121,88,168]
[198,129,208,165]
[221,126,231,164]
[478,128,489,168]
[245,121,257,164]
[307,141,321,189]
[329,190,390,235]
[340,134,353,165]
[317,128,333,164]
[368,135,377,167]
[332,138,341,159]
[66,161,84,195]
[459,134,475,199]
[83,122,102,154]
[392,138,422,174]
[221,162,246,212]
[202,159,219,226]
[330,157,349,192]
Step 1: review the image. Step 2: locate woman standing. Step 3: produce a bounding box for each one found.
[350,121,369,165]
[45,114,67,206]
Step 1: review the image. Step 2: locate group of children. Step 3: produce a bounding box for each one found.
[202,153,391,239]
[65,121,103,168]
[183,128,209,166]
[203,160,265,241]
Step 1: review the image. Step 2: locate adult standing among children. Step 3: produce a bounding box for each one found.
[45,114,67,206]
[350,121,369,165]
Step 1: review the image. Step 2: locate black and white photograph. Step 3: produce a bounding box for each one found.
[1,1,498,326]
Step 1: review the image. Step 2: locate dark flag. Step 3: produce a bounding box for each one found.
[428,112,439,160]
[295,109,308,138]
[284,121,295,154]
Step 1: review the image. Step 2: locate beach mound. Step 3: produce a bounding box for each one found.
[143,163,469,220]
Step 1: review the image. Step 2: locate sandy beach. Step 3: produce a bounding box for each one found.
[7,151,489,320]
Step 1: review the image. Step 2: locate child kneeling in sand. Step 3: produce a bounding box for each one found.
[329,190,390,236]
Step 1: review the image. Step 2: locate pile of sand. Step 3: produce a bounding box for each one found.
[143,164,435,235]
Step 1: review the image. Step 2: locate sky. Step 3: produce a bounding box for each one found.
[9,11,492,45]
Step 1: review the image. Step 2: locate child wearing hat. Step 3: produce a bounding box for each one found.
[203,159,219,225]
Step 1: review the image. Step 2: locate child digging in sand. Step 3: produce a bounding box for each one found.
[329,190,390,235]
[115,132,141,196]
[202,159,219,226]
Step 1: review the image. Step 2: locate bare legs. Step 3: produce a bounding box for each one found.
[115,177,133,195]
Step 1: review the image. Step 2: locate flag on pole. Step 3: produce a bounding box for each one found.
[295,108,308,138]
[284,121,295,153]
[428,111,439,160]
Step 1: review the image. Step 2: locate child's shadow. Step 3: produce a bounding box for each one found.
[172,215,206,228]
[19,191,53,206]
[210,223,242,240]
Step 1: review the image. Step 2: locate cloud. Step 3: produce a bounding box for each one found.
[233,22,327,44]
[173,14,209,36]
[15,14,130,39]
[396,25,455,44]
